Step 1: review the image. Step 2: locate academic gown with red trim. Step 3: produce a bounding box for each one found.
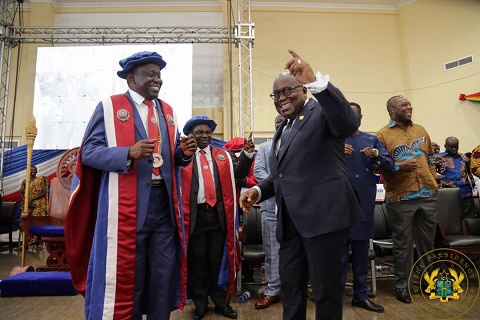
[181,146,239,300]
[65,94,188,320]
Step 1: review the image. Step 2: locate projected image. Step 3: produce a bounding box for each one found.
[33,44,192,149]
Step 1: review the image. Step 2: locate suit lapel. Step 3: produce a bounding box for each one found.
[192,155,200,188]
[272,119,285,154]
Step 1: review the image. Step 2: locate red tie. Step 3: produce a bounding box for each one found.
[200,149,217,207]
[144,99,161,176]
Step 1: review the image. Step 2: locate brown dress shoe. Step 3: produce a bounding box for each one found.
[254,295,280,309]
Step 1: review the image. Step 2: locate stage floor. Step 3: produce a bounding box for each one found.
[1,236,479,320]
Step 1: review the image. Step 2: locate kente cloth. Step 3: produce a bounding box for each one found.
[23,176,49,216]
[65,94,188,319]
[181,146,238,300]
[376,121,438,202]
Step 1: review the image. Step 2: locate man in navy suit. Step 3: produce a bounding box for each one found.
[240,50,363,320]
[342,102,394,313]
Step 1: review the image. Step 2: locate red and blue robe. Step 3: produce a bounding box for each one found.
[65,94,188,319]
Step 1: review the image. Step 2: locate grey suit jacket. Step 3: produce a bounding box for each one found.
[254,140,276,213]
[258,82,364,240]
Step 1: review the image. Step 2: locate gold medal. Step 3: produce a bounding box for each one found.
[153,153,163,168]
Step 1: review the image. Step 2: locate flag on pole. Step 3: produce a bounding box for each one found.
[459,92,480,103]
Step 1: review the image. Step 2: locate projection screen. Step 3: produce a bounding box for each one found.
[33,44,193,149]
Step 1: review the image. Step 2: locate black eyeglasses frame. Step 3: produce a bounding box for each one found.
[269,84,304,101]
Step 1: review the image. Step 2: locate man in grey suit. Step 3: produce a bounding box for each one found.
[253,114,284,310]
[240,50,363,320]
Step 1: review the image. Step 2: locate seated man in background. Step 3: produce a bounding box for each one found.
[434,136,476,218]
[20,166,49,217]
[19,165,49,249]
[469,144,480,180]
[432,142,441,154]
[466,151,480,194]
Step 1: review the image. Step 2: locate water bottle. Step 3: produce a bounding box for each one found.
[375,265,390,272]
[238,291,251,303]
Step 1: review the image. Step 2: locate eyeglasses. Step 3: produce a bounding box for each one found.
[269,85,303,101]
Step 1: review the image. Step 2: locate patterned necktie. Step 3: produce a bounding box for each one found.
[200,149,217,207]
[279,119,293,154]
[144,99,161,176]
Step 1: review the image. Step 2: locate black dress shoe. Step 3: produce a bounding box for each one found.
[192,307,207,320]
[215,305,238,319]
[352,299,385,313]
[396,288,412,303]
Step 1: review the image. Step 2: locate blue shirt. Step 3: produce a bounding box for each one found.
[435,152,474,198]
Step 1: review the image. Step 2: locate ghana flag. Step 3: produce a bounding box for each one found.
[459,92,480,103]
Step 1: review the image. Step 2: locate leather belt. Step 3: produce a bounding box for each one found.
[150,180,165,187]
[197,203,215,210]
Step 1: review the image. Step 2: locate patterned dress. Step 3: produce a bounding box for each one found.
[23,176,49,216]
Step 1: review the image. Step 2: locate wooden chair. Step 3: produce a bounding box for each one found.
[0,202,17,252]
[20,147,79,270]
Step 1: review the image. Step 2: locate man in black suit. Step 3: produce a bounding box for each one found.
[240,50,363,320]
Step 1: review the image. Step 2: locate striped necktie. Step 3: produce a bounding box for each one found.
[144,99,161,175]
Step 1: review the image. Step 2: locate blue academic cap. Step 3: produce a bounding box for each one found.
[117,51,167,79]
[183,116,217,135]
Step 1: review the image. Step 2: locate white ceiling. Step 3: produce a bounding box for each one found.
[26,0,412,10]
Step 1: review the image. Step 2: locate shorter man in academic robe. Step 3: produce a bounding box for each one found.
[181,116,253,320]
